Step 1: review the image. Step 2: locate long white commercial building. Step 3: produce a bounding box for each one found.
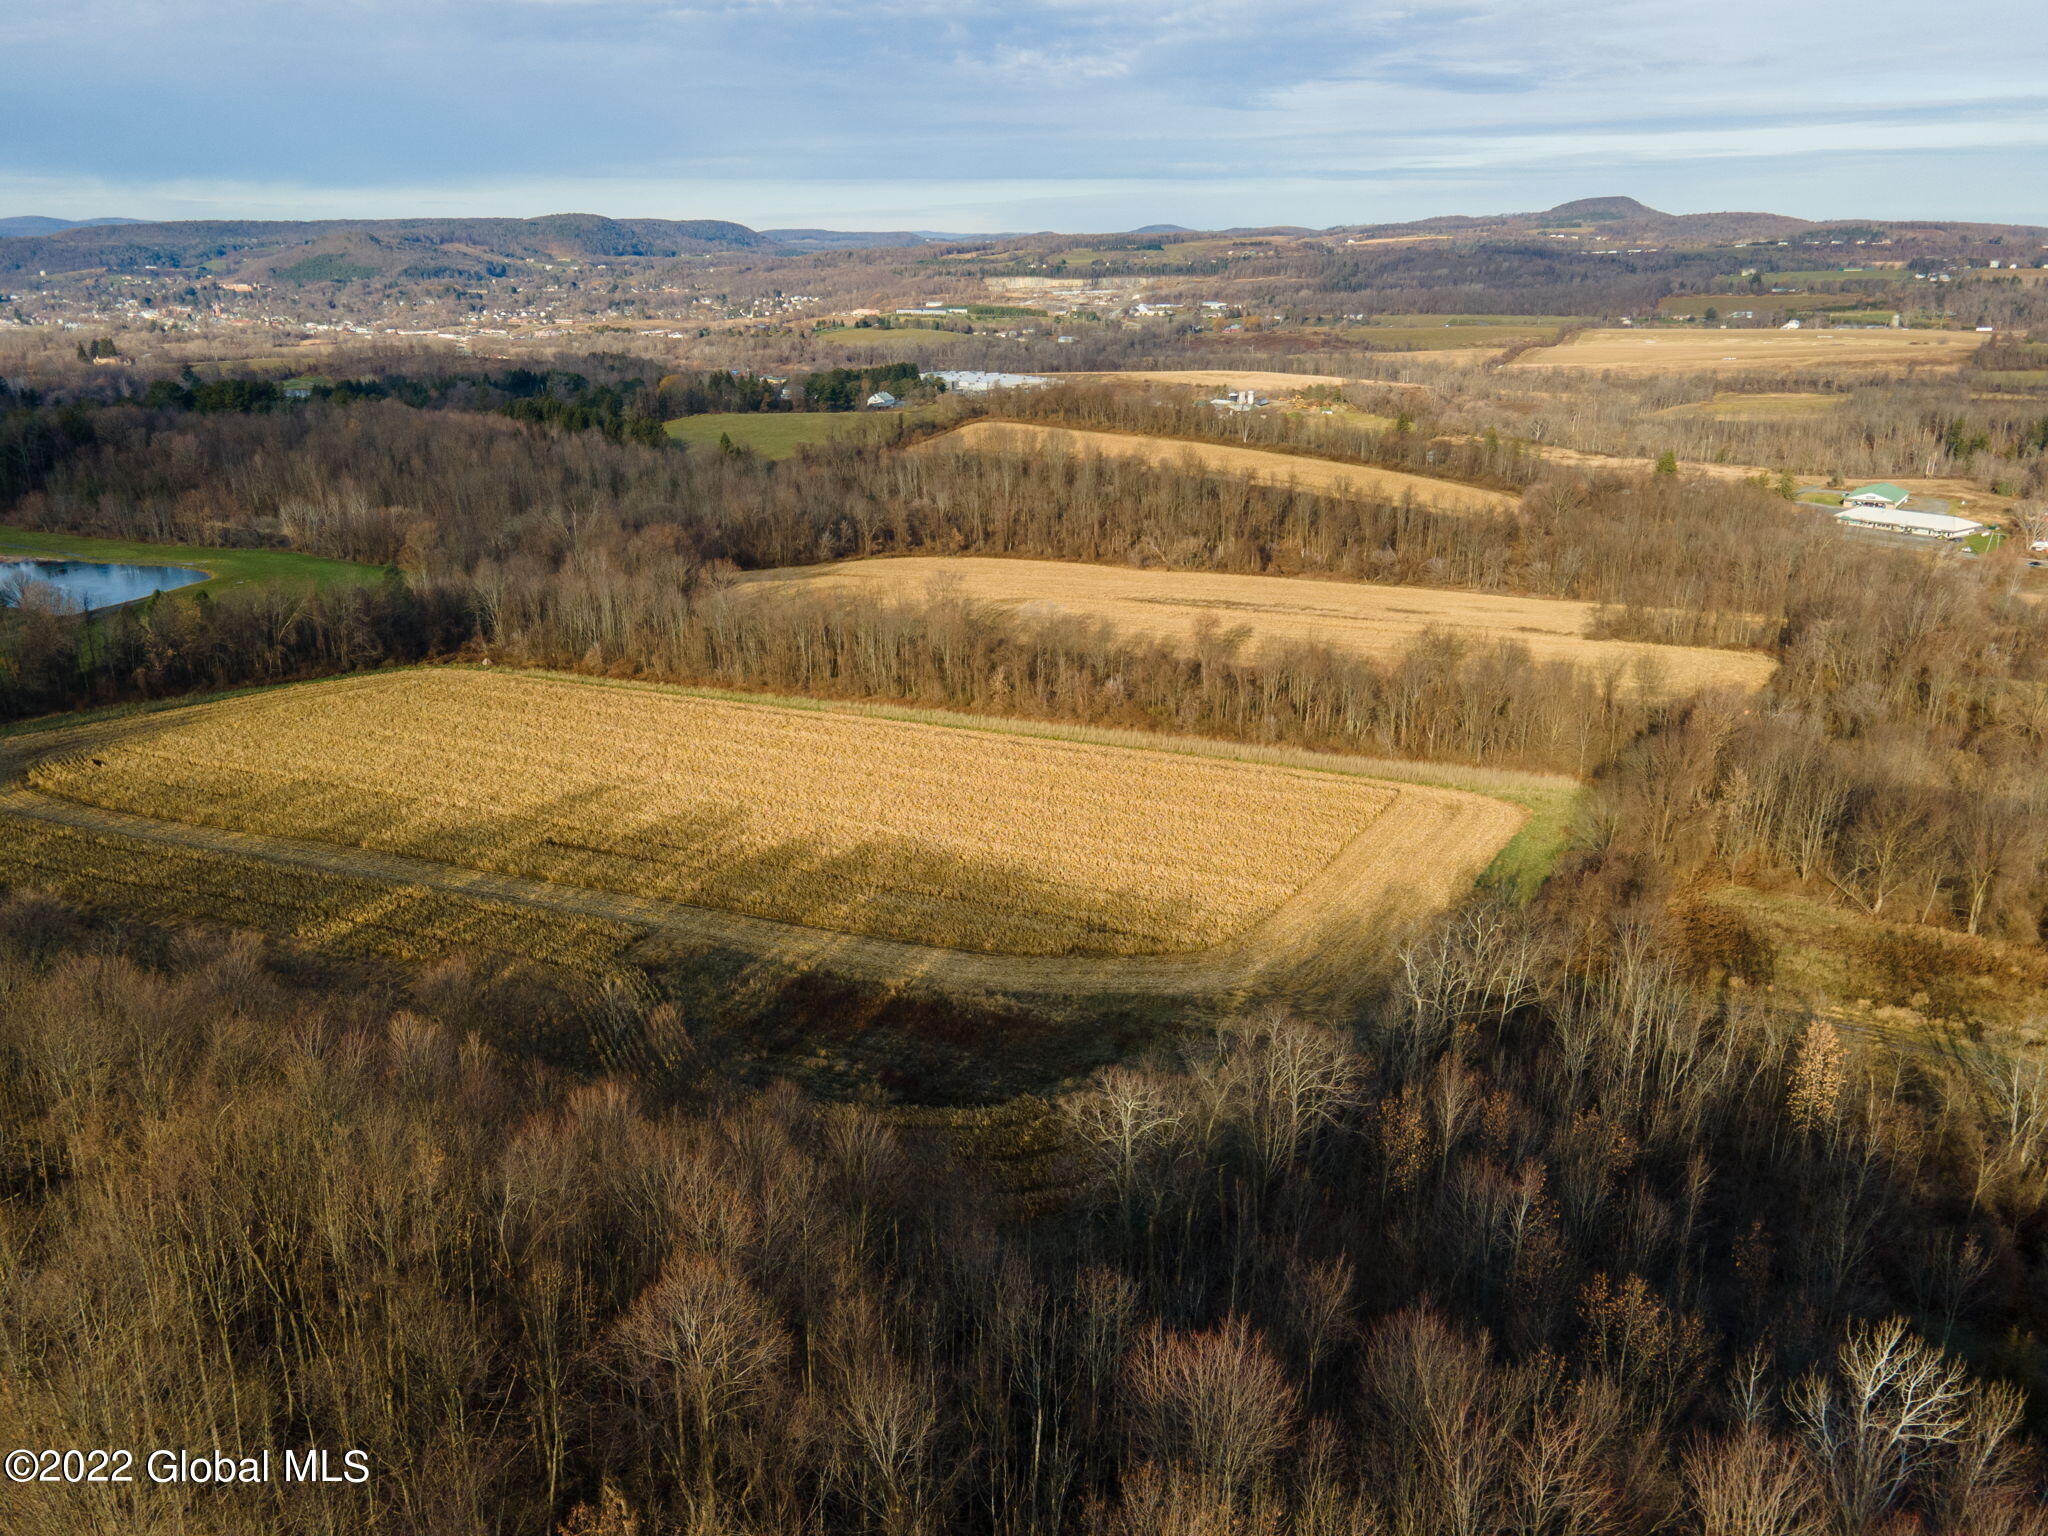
[1833,505,1986,540]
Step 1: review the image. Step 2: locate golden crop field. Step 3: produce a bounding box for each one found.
[1055,369,1426,394]
[1374,349,1495,371]
[24,671,1438,960]
[0,809,635,971]
[917,421,1517,515]
[1508,328,1983,375]
[737,556,1776,698]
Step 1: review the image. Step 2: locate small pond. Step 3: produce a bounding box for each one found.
[0,559,211,613]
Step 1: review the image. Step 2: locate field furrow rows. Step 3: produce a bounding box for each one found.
[2,671,1528,992]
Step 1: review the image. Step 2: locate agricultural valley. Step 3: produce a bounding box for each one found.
[6,190,2048,1535]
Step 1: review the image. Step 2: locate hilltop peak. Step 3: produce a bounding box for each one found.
[1539,196,1663,221]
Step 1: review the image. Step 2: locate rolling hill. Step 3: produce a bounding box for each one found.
[0,215,144,238]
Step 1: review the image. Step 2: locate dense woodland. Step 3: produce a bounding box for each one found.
[7,373,2048,1532]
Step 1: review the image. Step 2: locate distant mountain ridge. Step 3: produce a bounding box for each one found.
[761,229,930,251]
[4,200,2041,282]
[0,215,145,238]
[0,213,767,279]
[1325,196,2048,246]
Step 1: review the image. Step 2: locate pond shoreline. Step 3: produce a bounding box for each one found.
[1,558,213,614]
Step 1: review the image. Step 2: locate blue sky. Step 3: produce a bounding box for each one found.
[4,0,2045,230]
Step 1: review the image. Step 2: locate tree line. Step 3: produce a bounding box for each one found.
[4,879,2048,1533]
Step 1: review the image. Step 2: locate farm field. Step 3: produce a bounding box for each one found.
[1657,295,1879,319]
[915,421,1516,514]
[12,671,1526,988]
[0,526,385,598]
[1365,313,1581,328]
[1055,368,1398,394]
[1652,392,1847,421]
[1373,348,1495,370]
[0,814,638,971]
[810,326,982,354]
[1508,327,1983,374]
[1490,440,2017,525]
[735,555,1777,699]
[1340,322,1556,351]
[1513,443,1781,482]
[664,406,946,459]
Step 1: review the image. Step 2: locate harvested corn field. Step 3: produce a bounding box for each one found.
[737,556,1776,698]
[1054,369,1394,394]
[916,421,1516,515]
[0,813,637,971]
[17,671,1523,970]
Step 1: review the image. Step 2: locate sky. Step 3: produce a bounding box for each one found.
[4,0,2046,232]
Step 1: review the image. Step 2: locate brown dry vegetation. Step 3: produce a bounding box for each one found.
[19,671,1523,968]
[915,420,1519,514]
[1509,327,1985,374]
[736,555,1776,698]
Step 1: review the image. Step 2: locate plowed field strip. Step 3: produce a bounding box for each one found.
[915,421,1518,515]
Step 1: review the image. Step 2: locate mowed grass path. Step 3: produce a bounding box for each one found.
[917,421,1517,515]
[736,555,1775,700]
[0,527,385,599]
[5,669,1537,993]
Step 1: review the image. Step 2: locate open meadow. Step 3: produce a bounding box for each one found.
[10,670,1530,989]
[1508,327,1984,374]
[735,555,1776,699]
[1650,391,1849,422]
[664,406,946,459]
[914,420,1516,514]
[0,526,385,598]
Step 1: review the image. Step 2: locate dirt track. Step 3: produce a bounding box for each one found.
[917,421,1519,516]
[0,686,1527,999]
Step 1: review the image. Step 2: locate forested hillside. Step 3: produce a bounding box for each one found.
[5,367,2048,1535]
